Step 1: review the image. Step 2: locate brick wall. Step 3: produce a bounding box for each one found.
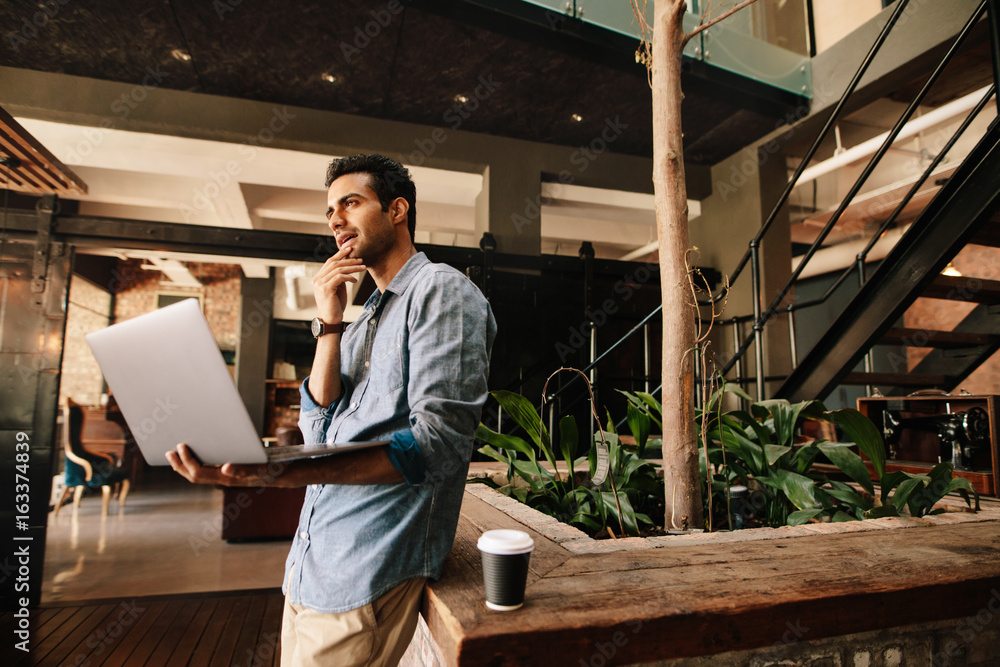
[111,259,242,350]
[60,259,244,408]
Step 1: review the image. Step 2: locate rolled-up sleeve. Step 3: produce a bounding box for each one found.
[297,376,339,445]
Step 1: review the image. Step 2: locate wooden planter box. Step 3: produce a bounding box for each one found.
[415,466,1000,666]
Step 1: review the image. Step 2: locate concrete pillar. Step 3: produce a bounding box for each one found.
[236,272,275,437]
[475,159,543,256]
[692,145,792,400]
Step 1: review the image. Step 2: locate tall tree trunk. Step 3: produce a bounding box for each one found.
[652,0,704,530]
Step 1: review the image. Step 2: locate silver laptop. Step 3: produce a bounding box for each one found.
[85,298,387,466]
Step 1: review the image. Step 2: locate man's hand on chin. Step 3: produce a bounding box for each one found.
[166,443,285,487]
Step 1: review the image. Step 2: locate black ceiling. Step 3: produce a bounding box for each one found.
[1,0,805,165]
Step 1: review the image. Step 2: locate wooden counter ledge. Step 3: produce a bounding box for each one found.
[423,487,1000,666]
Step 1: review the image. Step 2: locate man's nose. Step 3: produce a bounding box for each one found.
[328,211,344,231]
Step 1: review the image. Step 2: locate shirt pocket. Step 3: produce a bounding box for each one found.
[372,333,404,397]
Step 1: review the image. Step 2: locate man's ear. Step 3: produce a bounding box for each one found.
[390,197,409,226]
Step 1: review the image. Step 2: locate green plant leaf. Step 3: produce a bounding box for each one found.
[756,400,794,446]
[704,383,752,407]
[817,442,874,495]
[466,476,500,489]
[475,424,537,464]
[558,415,578,475]
[728,410,773,447]
[491,391,544,446]
[879,470,911,506]
[891,476,927,514]
[476,444,509,466]
[757,468,819,511]
[620,390,663,430]
[791,443,821,475]
[828,408,886,480]
[765,444,792,466]
[905,462,979,516]
[787,508,823,526]
[715,417,767,476]
[832,511,858,522]
[865,505,900,519]
[823,485,871,511]
[600,491,639,536]
[626,402,651,457]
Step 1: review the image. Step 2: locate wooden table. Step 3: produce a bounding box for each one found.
[422,489,1000,665]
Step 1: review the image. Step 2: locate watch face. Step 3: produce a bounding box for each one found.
[311,318,322,337]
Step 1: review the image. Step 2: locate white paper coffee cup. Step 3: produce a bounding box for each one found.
[477,529,534,611]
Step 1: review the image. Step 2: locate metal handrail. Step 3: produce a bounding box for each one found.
[788,82,996,316]
[721,0,990,385]
[698,0,916,305]
[566,0,995,405]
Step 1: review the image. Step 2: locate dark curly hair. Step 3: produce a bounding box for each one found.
[325,154,416,240]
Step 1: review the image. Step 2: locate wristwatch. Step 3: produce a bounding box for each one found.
[311,318,346,338]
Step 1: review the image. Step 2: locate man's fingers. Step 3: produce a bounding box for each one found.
[166,444,224,485]
[220,462,282,486]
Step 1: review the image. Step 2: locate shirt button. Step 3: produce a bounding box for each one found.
[299,532,308,540]
[364,361,370,368]
[351,403,358,409]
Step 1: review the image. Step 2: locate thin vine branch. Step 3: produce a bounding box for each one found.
[683,0,760,48]
[541,366,626,538]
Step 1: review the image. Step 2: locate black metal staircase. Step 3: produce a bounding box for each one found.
[778,117,1000,400]
[566,0,1000,413]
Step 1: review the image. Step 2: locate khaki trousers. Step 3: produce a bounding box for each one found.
[279,577,426,667]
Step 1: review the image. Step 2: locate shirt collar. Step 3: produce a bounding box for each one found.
[363,252,430,311]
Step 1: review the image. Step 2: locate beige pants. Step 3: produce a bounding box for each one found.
[279,577,426,667]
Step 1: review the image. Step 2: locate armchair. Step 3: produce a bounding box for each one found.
[54,399,131,516]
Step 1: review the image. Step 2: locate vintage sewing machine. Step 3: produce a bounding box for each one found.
[857,394,1000,496]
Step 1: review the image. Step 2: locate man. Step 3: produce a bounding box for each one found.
[167,154,496,666]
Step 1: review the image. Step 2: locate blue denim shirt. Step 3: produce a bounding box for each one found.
[284,252,496,613]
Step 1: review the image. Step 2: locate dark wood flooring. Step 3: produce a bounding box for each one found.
[4,588,283,667]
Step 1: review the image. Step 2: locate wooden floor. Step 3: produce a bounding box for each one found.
[4,588,283,667]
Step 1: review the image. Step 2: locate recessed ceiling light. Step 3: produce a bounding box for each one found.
[453,94,469,104]
[321,73,338,84]
[570,113,583,122]
[171,49,192,62]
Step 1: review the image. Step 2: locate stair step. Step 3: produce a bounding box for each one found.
[842,372,950,387]
[878,327,993,348]
[921,275,1000,304]
[970,222,1000,247]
